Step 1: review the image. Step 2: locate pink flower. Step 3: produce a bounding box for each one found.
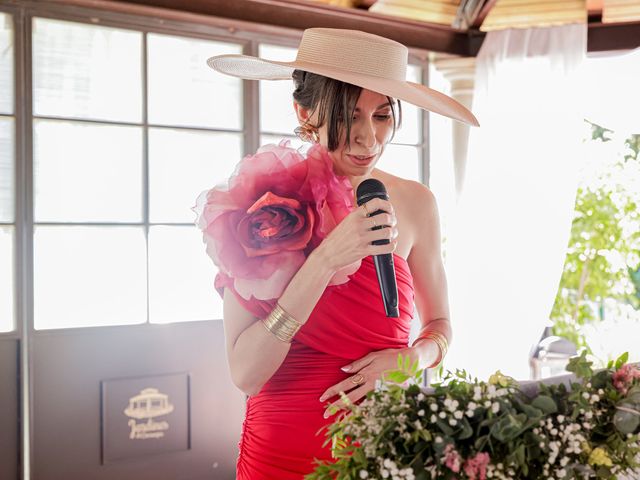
[192,140,360,301]
[443,444,462,473]
[612,363,640,395]
[462,452,490,480]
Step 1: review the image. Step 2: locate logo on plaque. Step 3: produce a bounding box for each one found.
[124,388,174,440]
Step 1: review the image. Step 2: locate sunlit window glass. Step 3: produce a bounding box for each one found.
[147,33,243,129]
[33,17,142,123]
[0,227,13,333]
[0,13,14,333]
[149,226,223,323]
[391,64,421,146]
[33,119,143,223]
[34,226,147,330]
[378,143,421,182]
[149,128,242,224]
[0,13,13,115]
[259,44,297,136]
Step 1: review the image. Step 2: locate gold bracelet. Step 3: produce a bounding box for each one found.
[260,303,303,343]
[412,331,449,367]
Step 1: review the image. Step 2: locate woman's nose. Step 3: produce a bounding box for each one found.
[354,119,376,148]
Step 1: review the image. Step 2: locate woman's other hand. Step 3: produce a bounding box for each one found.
[318,347,417,419]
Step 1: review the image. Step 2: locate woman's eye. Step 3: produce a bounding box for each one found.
[351,115,392,120]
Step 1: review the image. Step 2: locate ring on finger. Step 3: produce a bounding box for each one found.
[371,217,378,228]
[351,373,365,386]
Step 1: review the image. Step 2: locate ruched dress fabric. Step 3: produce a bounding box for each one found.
[216,253,414,479]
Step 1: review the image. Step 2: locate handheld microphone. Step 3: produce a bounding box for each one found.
[356,179,399,318]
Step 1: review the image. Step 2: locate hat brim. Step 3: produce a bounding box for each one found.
[207,54,479,127]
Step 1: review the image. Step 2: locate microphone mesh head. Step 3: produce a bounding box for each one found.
[356,179,388,205]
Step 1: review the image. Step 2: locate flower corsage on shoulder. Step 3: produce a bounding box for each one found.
[192,140,361,302]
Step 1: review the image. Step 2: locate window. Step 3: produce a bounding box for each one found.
[31,18,242,329]
[0,12,14,333]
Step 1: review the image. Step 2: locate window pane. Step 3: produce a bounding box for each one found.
[392,64,421,145]
[0,13,13,115]
[149,226,223,323]
[33,18,142,122]
[0,226,14,332]
[377,144,420,181]
[259,44,297,135]
[34,226,146,330]
[149,129,242,223]
[33,119,143,223]
[147,33,242,130]
[0,117,14,222]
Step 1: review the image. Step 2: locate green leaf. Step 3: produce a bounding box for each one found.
[531,395,558,414]
[615,351,629,369]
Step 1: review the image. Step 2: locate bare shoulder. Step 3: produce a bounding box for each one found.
[373,169,436,216]
[372,170,437,258]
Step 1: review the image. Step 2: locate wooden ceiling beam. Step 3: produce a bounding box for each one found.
[114,0,476,56]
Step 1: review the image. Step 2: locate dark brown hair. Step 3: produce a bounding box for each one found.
[292,69,402,152]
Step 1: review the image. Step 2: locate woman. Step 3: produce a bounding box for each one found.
[195,28,479,479]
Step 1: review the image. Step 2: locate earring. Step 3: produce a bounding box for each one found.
[294,123,320,144]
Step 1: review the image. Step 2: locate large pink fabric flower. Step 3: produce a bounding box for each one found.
[192,140,361,301]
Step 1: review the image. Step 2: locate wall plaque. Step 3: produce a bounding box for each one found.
[101,372,190,463]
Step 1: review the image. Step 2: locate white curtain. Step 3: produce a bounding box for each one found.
[444,24,587,381]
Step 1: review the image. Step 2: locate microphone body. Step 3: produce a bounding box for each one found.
[356,179,399,318]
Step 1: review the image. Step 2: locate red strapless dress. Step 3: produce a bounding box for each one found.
[216,254,415,479]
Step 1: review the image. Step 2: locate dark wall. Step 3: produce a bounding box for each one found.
[31,321,245,480]
[0,338,19,480]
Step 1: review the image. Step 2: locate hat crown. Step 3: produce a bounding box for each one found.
[295,28,408,82]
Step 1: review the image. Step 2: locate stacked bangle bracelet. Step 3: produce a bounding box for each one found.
[412,330,449,367]
[260,303,303,343]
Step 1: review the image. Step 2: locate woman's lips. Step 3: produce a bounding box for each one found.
[347,154,376,165]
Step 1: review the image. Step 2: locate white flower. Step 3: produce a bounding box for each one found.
[449,418,457,426]
[435,436,443,443]
[438,411,446,419]
[557,468,566,477]
[557,415,565,423]
[597,388,604,395]
[454,411,463,419]
[560,457,569,467]
[430,403,438,412]
[585,411,593,419]
[582,392,590,400]
[360,470,369,479]
[465,410,474,417]
[430,414,437,423]
[473,386,482,400]
[381,470,389,478]
[491,402,500,413]
[590,394,600,403]
[418,409,425,417]
[484,400,492,408]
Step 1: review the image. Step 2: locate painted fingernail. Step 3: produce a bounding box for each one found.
[341,365,352,372]
[319,395,326,402]
[323,410,330,419]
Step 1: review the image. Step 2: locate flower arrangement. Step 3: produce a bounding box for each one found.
[307,352,640,480]
[192,140,360,302]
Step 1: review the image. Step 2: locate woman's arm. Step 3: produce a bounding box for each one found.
[223,248,336,396]
[223,197,398,396]
[406,182,452,370]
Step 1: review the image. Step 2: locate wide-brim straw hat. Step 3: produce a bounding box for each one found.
[207,28,479,127]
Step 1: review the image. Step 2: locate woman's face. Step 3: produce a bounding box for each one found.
[299,88,395,178]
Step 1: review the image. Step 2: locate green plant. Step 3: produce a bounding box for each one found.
[550,122,640,352]
[307,352,640,480]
